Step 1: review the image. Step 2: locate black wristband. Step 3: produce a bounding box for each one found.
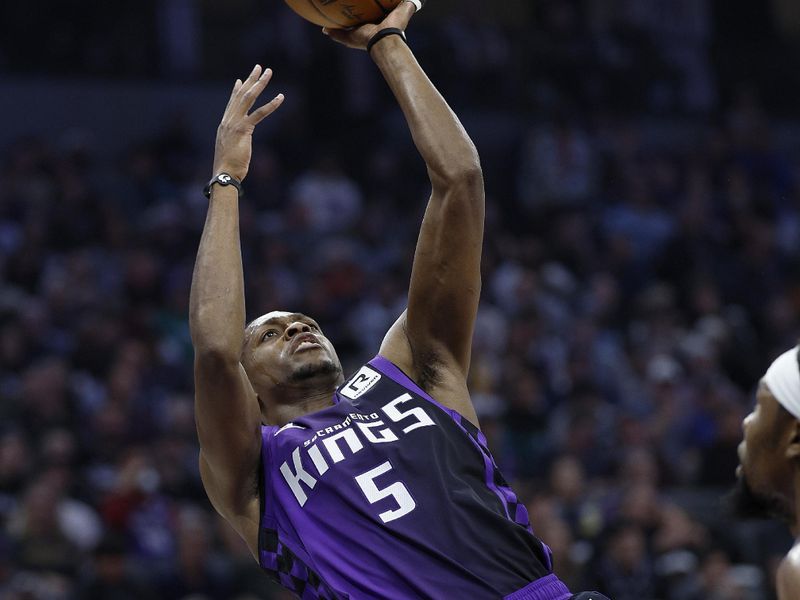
[367,28,408,55]
[203,172,243,199]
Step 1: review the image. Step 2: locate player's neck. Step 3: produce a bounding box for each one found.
[265,382,340,427]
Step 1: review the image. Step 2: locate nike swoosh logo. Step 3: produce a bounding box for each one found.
[275,423,306,436]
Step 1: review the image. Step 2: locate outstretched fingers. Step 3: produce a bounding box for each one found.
[226,65,273,116]
[249,93,285,125]
[222,65,285,124]
[212,64,283,181]
[239,64,263,95]
[222,78,243,114]
[238,65,268,113]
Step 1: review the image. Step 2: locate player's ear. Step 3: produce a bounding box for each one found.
[785,419,800,462]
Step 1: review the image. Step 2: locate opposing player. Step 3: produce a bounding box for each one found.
[190,2,608,598]
[734,345,800,599]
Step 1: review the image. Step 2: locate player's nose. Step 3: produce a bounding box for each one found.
[285,321,311,339]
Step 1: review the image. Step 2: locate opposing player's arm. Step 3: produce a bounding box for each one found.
[325,3,483,425]
[777,548,800,600]
[189,66,284,552]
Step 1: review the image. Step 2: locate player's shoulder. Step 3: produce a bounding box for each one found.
[259,423,283,453]
[777,543,800,599]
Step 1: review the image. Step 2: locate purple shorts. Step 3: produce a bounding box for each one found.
[504,574,573,600]
[503,575,612,600]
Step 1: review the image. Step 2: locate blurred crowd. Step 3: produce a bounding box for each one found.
[2,1,800,600]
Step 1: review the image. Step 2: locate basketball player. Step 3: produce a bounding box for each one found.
[733,345,800,598]
[190,2,609,598]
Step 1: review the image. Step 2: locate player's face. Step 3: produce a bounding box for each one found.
[242,311,342,391]
[733,383,796,522]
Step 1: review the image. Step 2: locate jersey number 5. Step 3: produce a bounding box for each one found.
[355,461,415,524]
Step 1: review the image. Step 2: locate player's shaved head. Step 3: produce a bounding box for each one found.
[249,311,299,329]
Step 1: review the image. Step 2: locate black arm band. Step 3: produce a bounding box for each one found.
[203,173,243,199]
[367,28,408,55]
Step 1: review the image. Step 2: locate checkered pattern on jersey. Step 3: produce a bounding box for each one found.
[454,413,554,571]
[455,415,531,529]
[259,528,346,600]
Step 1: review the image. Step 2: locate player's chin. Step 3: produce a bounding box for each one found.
[725,474,794,523]
[292,343,331,365]
[288,355,342,383]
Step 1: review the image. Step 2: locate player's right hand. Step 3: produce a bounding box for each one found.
[323,1,417,51]
[212,65,284,182]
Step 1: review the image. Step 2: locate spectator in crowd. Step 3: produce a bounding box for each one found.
[77,534,155,600]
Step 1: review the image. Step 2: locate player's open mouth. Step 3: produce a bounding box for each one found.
[295,340,322,353]
[291,335,322,354]
[291,332,321,353]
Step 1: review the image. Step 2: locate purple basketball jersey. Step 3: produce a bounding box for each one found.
[258,356,572,599]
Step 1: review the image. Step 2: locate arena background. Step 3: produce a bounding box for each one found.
[2,1,800,598]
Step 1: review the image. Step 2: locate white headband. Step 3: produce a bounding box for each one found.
[764,346,800,420]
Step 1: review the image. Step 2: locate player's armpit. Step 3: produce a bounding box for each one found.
[380,311,481,428]
[378,312,414,374]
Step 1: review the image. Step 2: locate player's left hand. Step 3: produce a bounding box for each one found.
[212,65,284,182]
[322,1,418,51]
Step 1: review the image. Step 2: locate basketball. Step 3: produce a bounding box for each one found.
[285,0,404,28]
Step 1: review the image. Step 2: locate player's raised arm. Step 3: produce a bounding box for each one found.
[325,2,484,425]
[189,65,284,550]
